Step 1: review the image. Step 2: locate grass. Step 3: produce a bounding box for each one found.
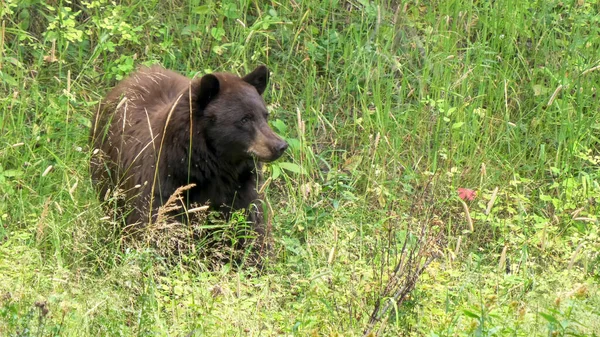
[1,0,599,335]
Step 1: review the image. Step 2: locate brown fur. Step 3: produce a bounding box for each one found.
[90,65,287,252]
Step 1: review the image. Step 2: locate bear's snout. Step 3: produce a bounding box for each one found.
[268,138,288,161]
[248,124,288,162]
[274,140,288,158]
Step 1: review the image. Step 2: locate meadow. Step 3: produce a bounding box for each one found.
[0,0,599,335]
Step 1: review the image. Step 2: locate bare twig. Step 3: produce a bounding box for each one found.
[363,221,440,336]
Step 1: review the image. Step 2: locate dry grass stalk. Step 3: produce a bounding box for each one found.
[148,93,185,223]
[0,21,4,70]
[372,132,380,157]
[547,84,563,106]
[541,222,547,251]
[187,205,209,214]
[451,67,473,89]
[568,241,585,270]
[485,186,499,215]
[127,184,259,267]
[258,176,272,195]
[460,199,474,231]
[573,217,597,223]
[498,245,508,272]
[454,235,462,260]
[68,180,78,203]
[296,106,305,137]
[504,79,509,113]
[42,165,53,177]
[155,183,196,223]
[327,226,338,265]
[36,197,52,243]
[581,64,600,76]
[570,207,584,218]
[480,162,487,181]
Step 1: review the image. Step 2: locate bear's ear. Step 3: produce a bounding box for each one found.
[196,73,220,111]
[242,65,269,95]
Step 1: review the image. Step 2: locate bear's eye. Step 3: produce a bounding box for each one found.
[241,115,252,124]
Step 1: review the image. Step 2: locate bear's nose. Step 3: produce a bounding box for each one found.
[275,141,288,156]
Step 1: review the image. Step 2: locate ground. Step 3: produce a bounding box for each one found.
[0,0,599,336]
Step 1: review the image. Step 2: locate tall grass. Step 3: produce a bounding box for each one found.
[1,0,599,335]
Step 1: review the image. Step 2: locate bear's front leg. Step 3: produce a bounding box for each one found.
[246,200,273,264]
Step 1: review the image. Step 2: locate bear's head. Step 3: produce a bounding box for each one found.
[195,65,288,163]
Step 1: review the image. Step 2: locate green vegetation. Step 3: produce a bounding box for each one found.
[1,0,599,335]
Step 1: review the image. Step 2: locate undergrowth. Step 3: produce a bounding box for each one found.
[0,0,599,336]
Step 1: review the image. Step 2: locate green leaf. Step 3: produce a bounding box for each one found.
[539,312,560,324]
[462,309,480,319]
[193,5,211,14]
[6,57,24,69]
[0,72,18,87]
[210,27,225,40]
[452,122,464,129]
[78,116,92,129]
[18,9,31,30]
[287,138,300,152]
[271,119,287,134]
[2,170,22,178]
[222,3,240,19]
[279,162,304,174]
[271,164,281,180]
[343,155,362,172]
[181,26,193,36]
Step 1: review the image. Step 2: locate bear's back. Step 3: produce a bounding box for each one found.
[105,65,191,111]
[91,66,193,213]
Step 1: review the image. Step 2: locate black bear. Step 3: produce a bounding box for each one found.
[90,65,288,253]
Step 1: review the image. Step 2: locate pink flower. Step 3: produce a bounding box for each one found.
[458,188,476,201]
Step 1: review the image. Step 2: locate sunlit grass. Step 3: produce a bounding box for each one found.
[1,0,599,335]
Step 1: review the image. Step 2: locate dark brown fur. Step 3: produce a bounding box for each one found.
[90,65,287,252]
